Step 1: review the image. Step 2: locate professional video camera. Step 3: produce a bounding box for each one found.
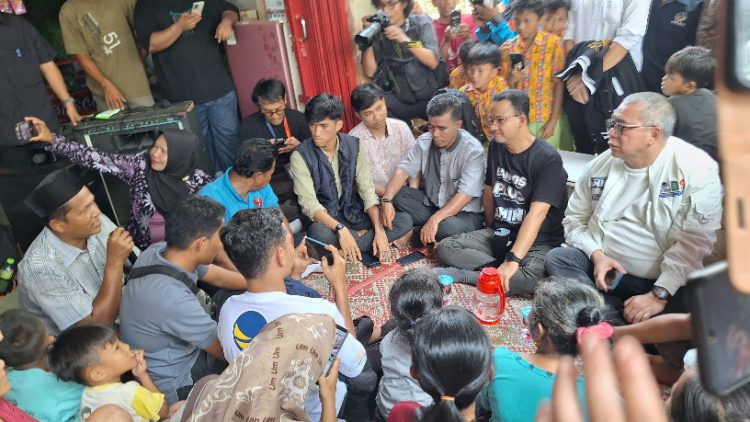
[354,10,391,51]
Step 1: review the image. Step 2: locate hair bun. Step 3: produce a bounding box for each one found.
[576,306,602,328]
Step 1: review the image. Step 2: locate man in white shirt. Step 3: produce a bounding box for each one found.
[562,0,652,153]
[218,207,366,421]
[563,0,652,72]
[544,92,722,324]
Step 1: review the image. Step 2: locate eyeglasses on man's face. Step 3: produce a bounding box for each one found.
[488,114,521,126]
[605,118,658,136]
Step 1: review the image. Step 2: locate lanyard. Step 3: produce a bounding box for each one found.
[265,117,291,139]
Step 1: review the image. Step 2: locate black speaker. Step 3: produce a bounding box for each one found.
[0,101,207,250]
[69,101,208,227]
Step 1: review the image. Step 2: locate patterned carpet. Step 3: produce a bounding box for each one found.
[302,246,536,353]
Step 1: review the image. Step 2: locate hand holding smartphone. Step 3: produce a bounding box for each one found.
[14,120,38,145]
[322,324,348,376]
[604,269,624,291]
[510,53,525,70]
[191,1,205,15]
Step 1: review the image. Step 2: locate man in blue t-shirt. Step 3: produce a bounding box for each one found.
[199,138,282,222]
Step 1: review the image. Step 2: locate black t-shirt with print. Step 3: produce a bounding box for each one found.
[134,0,237,103]
[484,138,568,246]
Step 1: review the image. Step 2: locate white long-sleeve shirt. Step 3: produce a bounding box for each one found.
[564,136,723,295]
[563,0,652,71]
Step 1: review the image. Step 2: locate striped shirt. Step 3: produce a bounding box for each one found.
[18,215,121,335]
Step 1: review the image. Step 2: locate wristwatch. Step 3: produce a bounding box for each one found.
[61,97,75,106]
[651,286,671,301]
[334,223,345,233]
[504,251,524,266]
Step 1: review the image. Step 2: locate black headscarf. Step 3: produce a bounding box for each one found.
[145,130,200,215]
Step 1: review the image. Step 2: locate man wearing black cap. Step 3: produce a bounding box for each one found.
[17,169,135,335]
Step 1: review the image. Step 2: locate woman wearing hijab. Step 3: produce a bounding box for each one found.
[25,116,212,249]
[179,313,340,422]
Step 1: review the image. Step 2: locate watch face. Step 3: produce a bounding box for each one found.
[652,287,670,300]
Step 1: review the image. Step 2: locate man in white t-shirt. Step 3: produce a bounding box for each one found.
[544,92,722,325]
[217,207,366,421]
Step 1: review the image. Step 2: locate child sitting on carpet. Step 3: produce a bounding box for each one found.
[376,269,444,420]
[389,306,492,422]
[477,277,609,421]
[49,324,184,422]
[0,309,83,422]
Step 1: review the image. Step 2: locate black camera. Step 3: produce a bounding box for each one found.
[448,10,461,28]
[355,10,391,51]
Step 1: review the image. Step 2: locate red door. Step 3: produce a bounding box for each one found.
[286,0,359,130]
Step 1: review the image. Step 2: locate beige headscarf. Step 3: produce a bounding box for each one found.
[183,313,336,422]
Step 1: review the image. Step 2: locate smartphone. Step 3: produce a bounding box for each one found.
[305,236,334,263]
[322,324,348,376]
[687,261,750,395]
[361,251,381,269]
[271,138,286,150]
[604,269,624,290]
[191,1,205,15]
[396,250,426,266]
[510,53,525,70]
[14,120,37,145]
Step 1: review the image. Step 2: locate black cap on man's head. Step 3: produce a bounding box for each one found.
[25,169,85,219]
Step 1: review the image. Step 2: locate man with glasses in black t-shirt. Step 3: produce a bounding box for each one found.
[435,90,568,295]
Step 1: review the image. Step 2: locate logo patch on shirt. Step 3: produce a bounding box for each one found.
[671,12,688,27]
[659,179,686,198]
[233,311,267,351]
[590,177,607,200]
[253,196,264,208]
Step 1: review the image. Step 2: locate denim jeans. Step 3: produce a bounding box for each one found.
[195,90,239,173]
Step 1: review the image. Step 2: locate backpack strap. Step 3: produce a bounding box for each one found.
[127,265,199,296]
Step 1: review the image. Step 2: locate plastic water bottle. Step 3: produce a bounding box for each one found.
[0,258,16,296]
[471,267,506,325]
[438,275,453,305]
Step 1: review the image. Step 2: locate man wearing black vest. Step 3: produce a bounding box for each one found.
[289,94,412,262]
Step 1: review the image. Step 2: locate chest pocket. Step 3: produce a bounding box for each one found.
[0,49,44,88]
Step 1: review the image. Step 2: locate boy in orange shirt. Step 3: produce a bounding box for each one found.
[501,0,570,149]
[449,39,475,89]
[460,42,508,141]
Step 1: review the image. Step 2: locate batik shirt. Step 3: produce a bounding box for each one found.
[461,76,509,140]
[501,31,564,123]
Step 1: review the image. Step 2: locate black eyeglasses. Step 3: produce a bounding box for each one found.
[605,119,658,136]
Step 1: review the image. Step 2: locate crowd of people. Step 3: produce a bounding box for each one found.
[0,0,745,421]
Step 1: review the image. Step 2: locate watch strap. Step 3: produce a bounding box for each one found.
[651,286,671,301]
[505,251,523,265]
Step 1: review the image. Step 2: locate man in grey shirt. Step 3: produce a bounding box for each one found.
[381,93,485,245]
[119,195,246,404]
